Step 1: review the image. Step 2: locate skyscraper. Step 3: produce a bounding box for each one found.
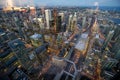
[102,30,114,51]
[71,12,77,31]
[45,9,51,29]
[53,9,57,32]
[102,58,118,70]
[68,14,73,31]
[59,12,64,22]
[56,16,62,32]
[82,17,86,28]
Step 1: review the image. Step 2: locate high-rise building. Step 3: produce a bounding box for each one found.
[53,9,57,32]
[68,14,73,31]
[102,30,114,51]
[88,18,92,27]
[56,16,62,32]
[33,17,45,30]
[82,17,86,28]
[45,9,52,29]
[102,58,118,70]
[71,12,77,31]
[58,12,64,22]
[52,9,62,33]
[49,19,54,31]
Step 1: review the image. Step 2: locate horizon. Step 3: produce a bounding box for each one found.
[0,0,120,8]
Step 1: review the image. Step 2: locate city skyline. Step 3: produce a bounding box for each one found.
[0,0,120,7]
[0,0,120,80]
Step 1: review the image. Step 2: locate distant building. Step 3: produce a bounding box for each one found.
[45,9,52,29]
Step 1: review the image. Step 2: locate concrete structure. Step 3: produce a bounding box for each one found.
[30,33,44,47]
[52,56,66,68]
[75,33,89,54]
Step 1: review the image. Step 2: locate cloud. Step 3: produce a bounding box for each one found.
[94,2,99,6]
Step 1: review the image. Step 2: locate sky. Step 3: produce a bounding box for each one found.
[34,0,120,7]
[0,0,120,7]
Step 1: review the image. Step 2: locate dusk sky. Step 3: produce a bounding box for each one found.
[34,0,120,7]
[0,0,120,7]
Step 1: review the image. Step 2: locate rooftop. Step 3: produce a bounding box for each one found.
[30,33,42,40]
[75,33,88,51]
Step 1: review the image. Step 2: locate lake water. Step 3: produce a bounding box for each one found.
[111,18,120,25]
